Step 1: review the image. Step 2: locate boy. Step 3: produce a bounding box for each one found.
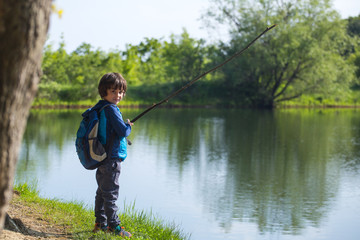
[92,72,133,237]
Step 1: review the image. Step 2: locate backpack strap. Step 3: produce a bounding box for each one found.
[98,103,114,113]
[97,104,131,160]
[95,103,112,155]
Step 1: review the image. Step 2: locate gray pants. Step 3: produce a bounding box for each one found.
[94,158,121,227]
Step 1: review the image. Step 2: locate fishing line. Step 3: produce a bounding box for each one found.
[130,24,277,123]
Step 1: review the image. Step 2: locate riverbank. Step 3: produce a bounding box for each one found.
[1,184,189,240]
[31,97,360,110]
[31,99,216,110]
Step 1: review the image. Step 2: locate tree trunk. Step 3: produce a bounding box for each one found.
[0,0,51,232]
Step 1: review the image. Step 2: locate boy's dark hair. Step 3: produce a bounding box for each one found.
[98,72,127,98]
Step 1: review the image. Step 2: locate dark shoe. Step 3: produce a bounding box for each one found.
[92,222,107,232]
[108,225,132,238]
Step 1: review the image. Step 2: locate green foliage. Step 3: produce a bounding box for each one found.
[39,2,360,108]
[41,41,131,102]
[347,15,360,84]
[347,14,360,37]
[163,30,207,83]
[204,0,357,107]
[351,50,360,79]
[39,30,218,106]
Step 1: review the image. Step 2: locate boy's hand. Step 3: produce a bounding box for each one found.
[127,119,134,126]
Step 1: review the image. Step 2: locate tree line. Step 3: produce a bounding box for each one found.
[38,0,360,108]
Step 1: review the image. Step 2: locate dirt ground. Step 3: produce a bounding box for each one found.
[0,193,70,240]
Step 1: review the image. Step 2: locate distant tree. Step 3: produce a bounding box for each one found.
[147,30,212,103]
[204,0,356,107]
[131,38,167,85]
[41,40,70,85]
[351,52,360,80]
[0,0,51,231]
[347,14,360,37]
[347,15,360,82]
[163,30,206,84]
[41,42,124,102]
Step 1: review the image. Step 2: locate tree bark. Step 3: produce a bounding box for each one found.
[0,0,51,232]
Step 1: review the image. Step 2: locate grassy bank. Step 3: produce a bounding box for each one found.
[31,89,360,109]
[9,183,190,240]
[31,99,217,110]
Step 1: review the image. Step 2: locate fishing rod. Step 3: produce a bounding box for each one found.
[130,24,277,123]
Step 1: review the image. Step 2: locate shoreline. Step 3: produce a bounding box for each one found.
[1,184,189,240]
[30,103,217,110]
[30,103,360,110]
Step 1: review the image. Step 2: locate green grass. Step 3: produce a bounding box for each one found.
[276,91,360,108]
[13,183,190,240]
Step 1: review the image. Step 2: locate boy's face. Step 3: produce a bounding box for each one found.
[103,88,125,105]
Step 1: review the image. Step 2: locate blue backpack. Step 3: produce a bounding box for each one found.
[75,104,113,170]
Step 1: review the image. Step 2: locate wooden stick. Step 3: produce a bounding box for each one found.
[130,24,277,123]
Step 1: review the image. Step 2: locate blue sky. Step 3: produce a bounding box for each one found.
[48,0,360,52]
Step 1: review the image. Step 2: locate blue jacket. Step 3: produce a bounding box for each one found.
[92,100,131,161]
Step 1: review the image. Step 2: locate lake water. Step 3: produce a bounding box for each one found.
[16,108,360,240]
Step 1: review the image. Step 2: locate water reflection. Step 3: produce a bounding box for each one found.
[138,109,345,234]
[16,108,360,239]
[17,110,82,181]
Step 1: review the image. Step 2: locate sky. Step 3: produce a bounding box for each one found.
[48,0,360,52]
